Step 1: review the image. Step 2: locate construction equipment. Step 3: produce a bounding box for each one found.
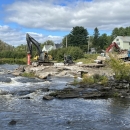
[95,42,130,64]
[26,33,54,66]
[64,55,74,65]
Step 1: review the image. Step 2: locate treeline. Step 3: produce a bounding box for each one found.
[0,40,14,51]
[49,26,130,61]
[0,26,130,62]
[62,26,130,52]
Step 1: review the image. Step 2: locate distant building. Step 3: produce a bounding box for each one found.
[90,48,96,53]
[112,36,130,50]
[42,45,56,52]
[55,43,63,49]
[42,43,62,52]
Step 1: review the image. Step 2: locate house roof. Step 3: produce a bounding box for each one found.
[117,36,130,42]
[42,45,56,52]
[55,44,62,48]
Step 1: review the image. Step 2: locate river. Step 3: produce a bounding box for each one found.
[0,64,130,130]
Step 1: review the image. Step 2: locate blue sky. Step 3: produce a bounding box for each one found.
[0,0,130,46]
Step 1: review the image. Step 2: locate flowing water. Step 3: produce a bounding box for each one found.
[0,64,130,130]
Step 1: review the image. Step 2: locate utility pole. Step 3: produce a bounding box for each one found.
[66,36,67,48]
[88,36,90,53]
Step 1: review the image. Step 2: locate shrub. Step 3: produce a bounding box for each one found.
[80,73,108,86]
[107,55,130,82]
[82,75,95,85]
[49,47,84,61]
[21,72,35,77]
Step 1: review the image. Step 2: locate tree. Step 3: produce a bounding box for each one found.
[62,26,89,51]
[43,40,54,46]
[112,27,127,39]
[111,27,119,39]
[99,33,108,50]
[125,27,130,36]
[93,27,100,49]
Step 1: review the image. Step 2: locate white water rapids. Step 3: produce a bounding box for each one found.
[0,64,130,130]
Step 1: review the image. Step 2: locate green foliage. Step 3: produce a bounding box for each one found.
[76,54,98,64]
[21,72,35,77]
[42,40,54,46]
[111,26,130,39]
[113,92,120,97]
[107,55,130,82]
[49,46,84,61]
[72,77,80,85]
[62,26,89,50]
[93,74,108,86]
[0,40,14,51]
[0,58,26,64]
[81,74,108,86]
[82,75,95,85]
[0,51,26,59]
[93,27,100,48]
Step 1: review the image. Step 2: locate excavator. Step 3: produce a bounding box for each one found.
[26,33,54,66]
[106,42,120,53]
[95,42,130,64]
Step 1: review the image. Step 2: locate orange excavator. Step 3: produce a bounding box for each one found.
[106,42,120,53]
[95,42,130,64]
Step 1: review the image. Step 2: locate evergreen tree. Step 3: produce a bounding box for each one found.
[125,27,130,36]
[93,27,100,49]
[62,26,89,51]
[99,33,108,50]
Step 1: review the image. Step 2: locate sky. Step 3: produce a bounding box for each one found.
[0,0,130,47]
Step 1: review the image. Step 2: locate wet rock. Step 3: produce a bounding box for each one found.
[19,96,31,99]
[36,72,50,79]
[0,90,9,95]
[9,120,16,125]
[40,88,49,92]
[12,71,22,76]
[16,65,25,72]
[43,95,54,100]
[13,90,34,96]
[48,85,114,99]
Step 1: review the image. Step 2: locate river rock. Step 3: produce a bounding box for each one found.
[43,95,54,100]
[36,72,51,79]
[9,120,16,125]
[19,96,31,99]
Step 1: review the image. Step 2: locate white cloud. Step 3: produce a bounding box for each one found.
[4,0,130,31]
[1,0,130,46]
[0,25,63,46]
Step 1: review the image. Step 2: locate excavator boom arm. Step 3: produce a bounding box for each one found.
[26,33,42,56]
[106,42,120,52]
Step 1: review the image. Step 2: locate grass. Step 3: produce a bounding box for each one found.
[21,72,35,78]
[75,54,98,64]
[0,58,26,64]
[71,73,108,86]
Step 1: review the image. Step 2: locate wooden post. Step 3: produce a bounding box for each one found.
[66,36,67,48]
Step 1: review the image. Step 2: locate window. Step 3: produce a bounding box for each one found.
[116,39,119,41]
[117,42,120,45]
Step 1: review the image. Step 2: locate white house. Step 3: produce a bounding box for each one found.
[42,45,56,52]
[42,43,62,52]
[112,36,130,50]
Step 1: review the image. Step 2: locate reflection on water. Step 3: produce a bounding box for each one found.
[0,64,130,130]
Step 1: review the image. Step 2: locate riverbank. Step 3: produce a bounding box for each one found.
[12,63,130,99]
